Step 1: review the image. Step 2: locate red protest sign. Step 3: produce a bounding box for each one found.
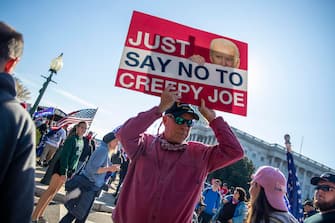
[115,11,248,116]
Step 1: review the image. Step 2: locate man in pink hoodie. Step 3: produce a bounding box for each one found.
[113,86,244,223]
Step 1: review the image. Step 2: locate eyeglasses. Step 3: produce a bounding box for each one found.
[315,185,335,192]
[167,114,194,127]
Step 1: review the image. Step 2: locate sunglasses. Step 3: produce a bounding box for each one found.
[315,185,335,192]
[167,115,194,127]
[214,180,222,185]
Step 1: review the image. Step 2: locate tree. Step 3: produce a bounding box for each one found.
[208,157,255,195]
[14,77,31,102]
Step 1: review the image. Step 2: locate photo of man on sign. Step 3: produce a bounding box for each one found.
[190,38,241,69]
[115,11,248,116]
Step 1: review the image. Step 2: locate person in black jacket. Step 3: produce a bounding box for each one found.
[113,149,129,198]
[76,131,95,174]
[0,21,36,223]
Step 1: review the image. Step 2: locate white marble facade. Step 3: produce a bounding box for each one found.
[189,122,334,200]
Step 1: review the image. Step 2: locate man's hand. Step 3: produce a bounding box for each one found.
[285,143,292,153]
[189,55,206,65]
[108,164,121,172]
[284,134,292,153]
[199,99,216,123]
[158,86,181,113]
[60,175,67,183]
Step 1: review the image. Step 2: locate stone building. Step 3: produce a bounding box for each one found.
[189,121,335,200]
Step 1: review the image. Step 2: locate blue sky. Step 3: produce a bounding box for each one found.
[3,0,335,169]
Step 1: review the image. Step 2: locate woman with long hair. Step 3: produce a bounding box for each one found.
[214,187,247,223]
[32,121,87,223]
[247,166,298,223]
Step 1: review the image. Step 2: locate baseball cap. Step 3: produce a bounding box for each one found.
[102,132,116,144]
[102,125,122,144]
[165,102,199,120]
[311,172,335,185]
[252,166,288,211]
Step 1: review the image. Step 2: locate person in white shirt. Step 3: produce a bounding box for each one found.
[38,126,67,166]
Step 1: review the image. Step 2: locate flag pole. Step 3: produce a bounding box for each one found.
[299,136,304,154]
[87,107,98,131]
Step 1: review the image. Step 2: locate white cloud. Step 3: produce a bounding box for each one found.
[53,87,96,108]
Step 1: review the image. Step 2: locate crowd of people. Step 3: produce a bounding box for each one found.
[195,167,335,223]
[1,21,335,223]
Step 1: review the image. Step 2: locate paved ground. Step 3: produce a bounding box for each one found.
[34,166,118,222]
[35,200,113,223]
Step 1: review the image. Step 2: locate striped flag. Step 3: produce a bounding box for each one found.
[286,151,304,223]
[56,108,98,128]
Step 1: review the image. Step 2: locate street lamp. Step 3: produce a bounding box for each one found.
[29,53,63,116]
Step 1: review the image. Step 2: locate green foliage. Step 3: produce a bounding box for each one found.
[208,157,255,196]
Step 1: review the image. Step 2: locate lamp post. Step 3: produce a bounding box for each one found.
[29,53,63,117]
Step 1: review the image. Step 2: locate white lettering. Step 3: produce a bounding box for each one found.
[119,73,135,88]
[127,31,190,56]
[219,90,233,105]
[144,32,160,49]
[135,75,150,91]
[118,73,206,103]
[191,86,203,100]
[208,89,244,107]
[234,92,244,107]
[178,83,190,94]
[128,31,142,46]
[175,39,190,56]
[161,37,176,53]
[151,78,164,93]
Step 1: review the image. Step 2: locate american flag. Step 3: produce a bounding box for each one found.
[56,108,98,128]
[286,151,304,223]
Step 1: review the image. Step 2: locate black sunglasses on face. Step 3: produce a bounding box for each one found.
[315,185,335,192]
[167,115,194,127]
